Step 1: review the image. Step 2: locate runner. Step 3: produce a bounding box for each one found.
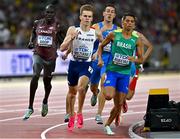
[60,4,102,131]
[97,13,143,135]
[23,4,64,120]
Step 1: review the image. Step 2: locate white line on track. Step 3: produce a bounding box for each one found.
[40,111,145,139]
[0,103,145,122]
[1,95,180,114]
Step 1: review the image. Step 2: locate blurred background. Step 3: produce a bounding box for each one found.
[0,0,180,77]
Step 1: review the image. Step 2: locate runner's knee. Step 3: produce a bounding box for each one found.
[69,91,76,98]
[126,96,132,100]
[104,91,113,100]
[31,75,40,82]
[69,87,77,96]
[77,86,86,93]
[126,91,134,100]
[105,95,112,101]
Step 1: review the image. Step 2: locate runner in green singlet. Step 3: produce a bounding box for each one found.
[97,13,144,135]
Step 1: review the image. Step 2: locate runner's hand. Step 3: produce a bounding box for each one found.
[92,52,97,61]
[61,54,68,60]
[27,42,34,49]
[98,58,104,67]
[139,64,144,72]
[71,30,79,40]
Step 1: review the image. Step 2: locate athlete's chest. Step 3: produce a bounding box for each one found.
[74,30,96,44]
[35,23,57,47]
[114,35,136,50]
[36,23,57,35]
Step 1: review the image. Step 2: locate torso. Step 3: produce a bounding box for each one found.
[93,22,118,54]
[99,22,118,53]
[107,29,139,74]
[70,27,96,62]
[34,18,59,61]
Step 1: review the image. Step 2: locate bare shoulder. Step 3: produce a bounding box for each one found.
[135,31,146,39]
[92,23,100,30]
[68,26,76,32]
[65,26,76,35]
[136,31,150,42]
[33,19,41,27]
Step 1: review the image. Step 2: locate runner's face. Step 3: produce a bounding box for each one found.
[80,11,93,26]
[103,7,116,22]
[122,16,135,31]
[45,8,55,21]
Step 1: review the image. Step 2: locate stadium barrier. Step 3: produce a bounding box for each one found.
[0,49,69,77]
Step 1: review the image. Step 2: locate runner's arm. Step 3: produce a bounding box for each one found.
[128,38,143,64]
[27,20,37,49]
[97,32,114,67]
[60,26,78,52]
[139,33,153,63]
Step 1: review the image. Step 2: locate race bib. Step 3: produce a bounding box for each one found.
[113,53,129,66]
[103,43,111,52]
[37,35,53,47]
[73,46,91,60]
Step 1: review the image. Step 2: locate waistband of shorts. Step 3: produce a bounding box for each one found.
[70,59,91,63]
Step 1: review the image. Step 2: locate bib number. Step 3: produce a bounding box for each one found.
[73,46,91,60]
[37,35,53,47]
[113,53,129,66]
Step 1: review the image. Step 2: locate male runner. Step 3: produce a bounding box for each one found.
[23,4,64,120]
[60,4,102,131]
[97,13,143,135]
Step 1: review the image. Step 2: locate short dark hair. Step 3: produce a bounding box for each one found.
[122,12,137,23]
[45,4,55,11]
[80,4,94,15]
[105,3,116,11]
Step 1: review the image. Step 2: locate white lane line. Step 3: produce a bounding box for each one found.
[0,104,145,123]
[0,111,66,122]
[0,94,180,113]
[40,111,145,139]
[0,103,141,114]
[1,89,180,108]
[0,107,110,122]
[1,94,180,112]
[0,108,66,114]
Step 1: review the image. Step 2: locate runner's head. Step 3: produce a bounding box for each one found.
[103,4,116,22]
[79,4,94,26]
[45,4,55,21]
[121,12,137,31]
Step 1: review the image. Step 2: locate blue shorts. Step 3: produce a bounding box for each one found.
[104,71,130,94]
[90,61,101,84]
[90,53,110,84]
[67,61,93,86]
[130,62,136,77]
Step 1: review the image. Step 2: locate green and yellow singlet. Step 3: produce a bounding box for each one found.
[106,29,139,74]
